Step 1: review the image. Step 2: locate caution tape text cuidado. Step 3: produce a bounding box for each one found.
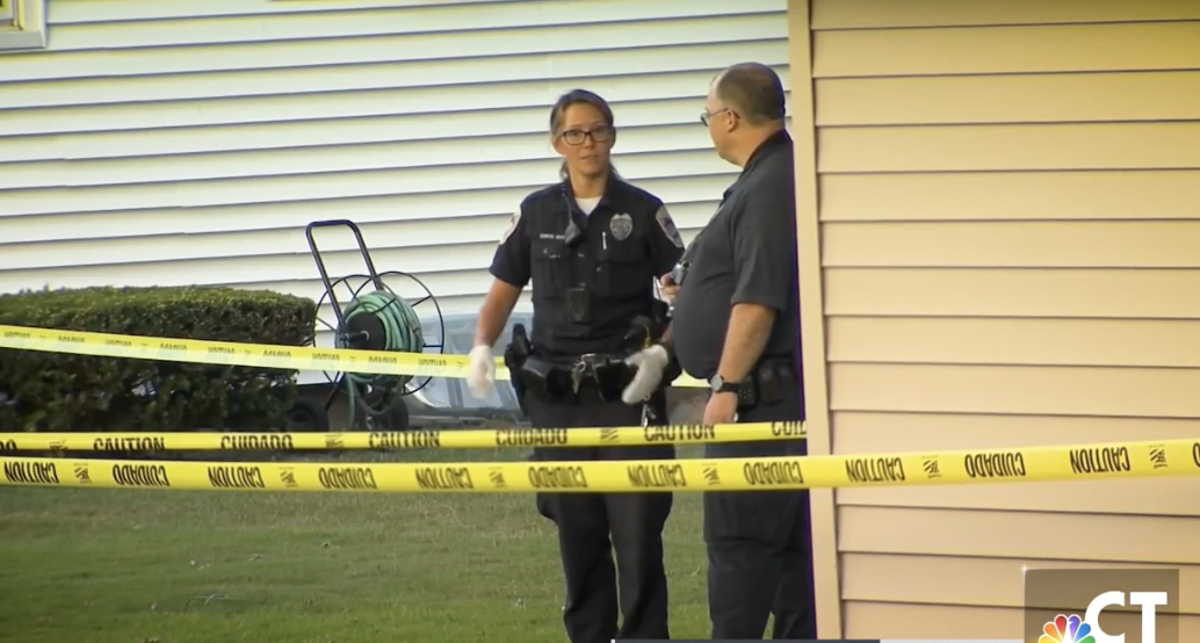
[0,421,806,452]
[2,437,1196,493]
[0,324,706,387]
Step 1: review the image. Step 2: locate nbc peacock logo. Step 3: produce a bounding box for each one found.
[1040,614,1094,643]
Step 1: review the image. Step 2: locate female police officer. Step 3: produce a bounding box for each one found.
[464,89,686,643]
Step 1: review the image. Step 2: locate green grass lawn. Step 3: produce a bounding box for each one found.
[0,445,712,643]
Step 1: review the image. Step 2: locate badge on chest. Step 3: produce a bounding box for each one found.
[609,213,633,242]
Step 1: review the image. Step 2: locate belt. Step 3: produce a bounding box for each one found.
[563,352,631,392]
[517,349,635,403]
[758,355,797,378]
[703,356,795,383]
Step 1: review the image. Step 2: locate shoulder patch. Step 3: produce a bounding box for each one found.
[655,205,684,249]
[499,208,521,245]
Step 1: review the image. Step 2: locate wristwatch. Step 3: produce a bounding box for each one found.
[709,374,741,395]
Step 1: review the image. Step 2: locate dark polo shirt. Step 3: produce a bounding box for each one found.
[670,129,800,381]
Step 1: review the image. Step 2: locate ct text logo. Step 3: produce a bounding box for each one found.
[1040,590,1168,643]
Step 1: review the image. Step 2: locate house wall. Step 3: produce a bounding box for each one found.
[0,0,789,384]
[789,0,1200,638]
[0,0,49,51]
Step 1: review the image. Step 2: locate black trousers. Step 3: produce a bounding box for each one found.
[525,383,675,643]
[703,367,816,640]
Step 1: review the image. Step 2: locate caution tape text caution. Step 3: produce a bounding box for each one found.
[1,437,1196,493]
[0,421,807,452]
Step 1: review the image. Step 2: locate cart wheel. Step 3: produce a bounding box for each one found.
[287,398,330,432]
[350,391,408,431]
[359,393,410,431]
[351,385,389,431]
[382,394,410,432]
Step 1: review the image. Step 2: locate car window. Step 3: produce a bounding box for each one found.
[445,321,504,408]
[414,310,534,412]
[405,320,450,407]
[413,374,453,406]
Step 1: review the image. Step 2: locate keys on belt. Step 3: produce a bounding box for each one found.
[570,358,588,395]
[565,353,634,403]
[570,353,606,394]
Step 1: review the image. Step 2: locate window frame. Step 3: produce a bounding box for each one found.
[0,0,48,53]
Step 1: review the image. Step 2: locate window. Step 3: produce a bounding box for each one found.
[0,0,47,52]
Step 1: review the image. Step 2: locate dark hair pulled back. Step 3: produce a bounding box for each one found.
[548,88,621,181]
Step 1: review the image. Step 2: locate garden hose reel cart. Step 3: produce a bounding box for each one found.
[302,219,445,432]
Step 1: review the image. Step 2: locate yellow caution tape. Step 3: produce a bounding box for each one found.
[0,324,706,387]
[1,437,1195,493]
[0,421,806,452]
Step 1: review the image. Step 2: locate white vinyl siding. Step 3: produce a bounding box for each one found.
[0,0,789,383]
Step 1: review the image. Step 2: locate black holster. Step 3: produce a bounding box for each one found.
[589,355,635,403]
[503,324,532,413]
[517,354,574,403]
[736,358,793,411]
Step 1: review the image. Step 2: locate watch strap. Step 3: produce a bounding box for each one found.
[710,375,741,394]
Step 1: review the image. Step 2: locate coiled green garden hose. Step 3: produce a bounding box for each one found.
[337,289,426,429]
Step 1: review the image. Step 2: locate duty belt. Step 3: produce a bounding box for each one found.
[516,351,634,404]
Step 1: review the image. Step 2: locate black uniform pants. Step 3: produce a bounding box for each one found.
[525,383,675,643]
[703,366,816,640]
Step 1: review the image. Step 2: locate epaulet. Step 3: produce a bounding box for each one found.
[608,177,662,211]
[522,182,567,205]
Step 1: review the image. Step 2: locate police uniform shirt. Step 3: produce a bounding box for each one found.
[489,177,686,356]
[669,129,799,380]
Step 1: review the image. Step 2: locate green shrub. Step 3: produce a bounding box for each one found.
[0,285,318,433]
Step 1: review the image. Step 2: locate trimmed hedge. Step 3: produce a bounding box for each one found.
[0,285,318,433]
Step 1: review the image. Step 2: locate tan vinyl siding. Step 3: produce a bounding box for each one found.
[800,0,1200,638]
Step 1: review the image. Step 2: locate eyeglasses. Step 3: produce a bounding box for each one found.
[700,107,732,126]
[560,125,615,145]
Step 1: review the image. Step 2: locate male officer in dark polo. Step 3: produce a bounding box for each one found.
[662,62,817,640]
[466,89,686,643]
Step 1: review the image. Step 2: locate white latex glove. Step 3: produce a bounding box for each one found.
[467,344,495,400]
[621,344,670,405]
